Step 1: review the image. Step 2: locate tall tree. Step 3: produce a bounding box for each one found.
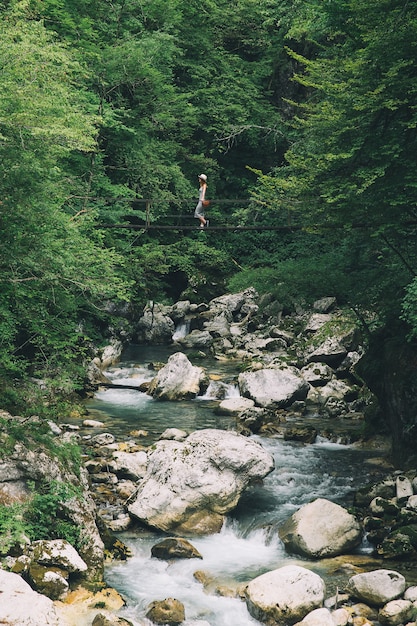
[253,0,417,464]
[0,5,130,386]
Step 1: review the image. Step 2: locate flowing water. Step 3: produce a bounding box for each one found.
[85,344,393,626]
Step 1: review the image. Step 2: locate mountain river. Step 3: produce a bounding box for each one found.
[84,344,401,626]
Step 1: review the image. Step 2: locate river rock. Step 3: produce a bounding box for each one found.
[346,569,406,606]
[146,597,185,625]
[317,378,356,403]
[175,329,214,349]
[313,296,337,313]
[301,362,333,386]
[306,337,348,366]
[406,494,417,510]
[29,539,88,573]
[209,288,258,320]
[203,310,232,337]
[369,497,399,517]
[396,475,413,503]
[245,565,325,625]
[87,358,113,385]
[293,607,335,625]
[305,313,333,332]
[136,302,175,344]
[170,299,192,321]
[92,614,133,626]
[0,569,64,625]
[147,352,208,400]
[127,428,274,534]
[404,585,417,601]
[160,428,188,441]
[109,450,147,480]
[151,537,202,560]
[27,563,69,600]
[278,498,361,558]
[378,599,414,625]
[238,366,309,408]
[215,397,255,415]
[100,340,123,369]
[377,531,417,559]
[332,608,351,626]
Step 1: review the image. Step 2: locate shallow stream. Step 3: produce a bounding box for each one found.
[84,344,403,626]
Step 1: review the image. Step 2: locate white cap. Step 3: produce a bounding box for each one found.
[198,173,207,181]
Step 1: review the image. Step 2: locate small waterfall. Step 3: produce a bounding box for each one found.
[106,522,281,626]
[172,320,191,341]
[198,380,240,400]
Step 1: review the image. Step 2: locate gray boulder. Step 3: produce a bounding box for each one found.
[100,340,123,369]
[128,429,274,534]
[238,366,310,408]
[27,565,69,601]
[305,313,333,332]
[301,362,333,386]
[279,498,361,558]
[203,311,232,337]
[245,565,325,625]
[136,302,175,344]
[313,297,337,313]
[109,450,148,481]
[29,539,87,573]
[347,569,406,606]
[151,537,202,560]
[307,337,348,366]
[209,288,258,320]
[175,329,214,349]
[215,397,255,415]
[0,569,64,625]
[147,352,208,400]
[378,599,414,626]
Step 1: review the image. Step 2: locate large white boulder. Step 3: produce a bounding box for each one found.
[0,569,64,625]
[238,366,309,408]
[347,569,406,606]
[279,498,361,558]
[128,428,274,534]
[245,565,325,625]
[147,352,208,400]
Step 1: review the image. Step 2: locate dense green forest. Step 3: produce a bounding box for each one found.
[1,0,417,464]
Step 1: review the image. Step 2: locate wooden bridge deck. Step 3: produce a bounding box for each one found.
[99,223,298,231]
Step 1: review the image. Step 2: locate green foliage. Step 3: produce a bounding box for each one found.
[0,416,82,474]
[0,6,134,381]
[402,278,417,341]
[0,502,28,556]
[250,0,417,332]
[130,238,234,304]
[26,480,84,549]
[0,479,84,554]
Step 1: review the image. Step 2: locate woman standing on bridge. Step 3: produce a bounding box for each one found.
[194,173,209,228]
